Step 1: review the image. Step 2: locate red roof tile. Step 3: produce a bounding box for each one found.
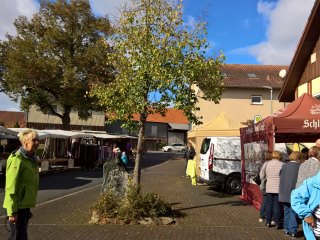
[132,108,189,124]
[221,64,288,89]
[0,111,26,128]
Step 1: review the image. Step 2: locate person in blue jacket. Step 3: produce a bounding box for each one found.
[291,171,320,240]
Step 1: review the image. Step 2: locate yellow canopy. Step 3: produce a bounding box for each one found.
[188,112,243,138]
[187,112,244,176]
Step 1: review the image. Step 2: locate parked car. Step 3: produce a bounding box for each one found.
[162,143,186,152]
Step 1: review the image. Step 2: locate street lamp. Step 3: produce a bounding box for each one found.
[262,85,273,115]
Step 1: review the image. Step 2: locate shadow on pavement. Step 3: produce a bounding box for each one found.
[125,151,183,172]
[140,152,184,169]
[202,185,242,197]
[178,200,248,211]
[1,152,180,191]
[38,169,102,190]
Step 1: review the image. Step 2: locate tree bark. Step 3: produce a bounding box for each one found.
[133,113,146,185]
[61,108,71,130]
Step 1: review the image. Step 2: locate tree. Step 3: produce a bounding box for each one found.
[90,0,224,185]
[13,122,20,128]
[0,0,113,130]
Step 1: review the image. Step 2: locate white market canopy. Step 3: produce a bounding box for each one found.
[41,129,95,139]
[89,133,137,139]
[0,126,19,136]
[7,128,137,140]
[8,128,94,139]
[8,128,55,139]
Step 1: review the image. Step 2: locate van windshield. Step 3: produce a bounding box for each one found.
[200,138,211,154]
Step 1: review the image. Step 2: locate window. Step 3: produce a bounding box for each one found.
[200,138,211,154]
[247,73,258,78]
[151,125,157,136]
[82,126,91,131]
[45,124,55,129]
[251,95,262,105]
[221,72,229,78]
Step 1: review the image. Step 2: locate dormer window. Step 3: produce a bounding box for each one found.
[221,72,228,78]
[247,73,258,78]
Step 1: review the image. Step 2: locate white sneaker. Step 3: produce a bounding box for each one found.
[259,218,264,223]
[271,220,276,225]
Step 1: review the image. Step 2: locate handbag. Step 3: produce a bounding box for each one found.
[260,178,267,193]
[259,161,268,193]
[252,173,261,185]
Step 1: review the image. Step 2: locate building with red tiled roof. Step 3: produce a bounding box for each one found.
[132,108,189,124]
[106,109,190,150]
[222,64,287,89]
[193,63,289,129]
[0,111,26,128]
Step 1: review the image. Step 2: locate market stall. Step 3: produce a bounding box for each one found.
[240,93,320,209]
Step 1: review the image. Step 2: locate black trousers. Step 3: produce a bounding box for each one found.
[9,208,32,240]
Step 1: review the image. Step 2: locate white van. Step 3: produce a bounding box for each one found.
[199,137,242,194]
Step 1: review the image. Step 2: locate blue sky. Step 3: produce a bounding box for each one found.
[0,0,316,111]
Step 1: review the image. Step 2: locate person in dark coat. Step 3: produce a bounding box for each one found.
[183,143,195,176]
[279,151,302,238]
[187,145,196,160]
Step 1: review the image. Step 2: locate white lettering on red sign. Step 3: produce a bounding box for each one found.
[303,119,320,129]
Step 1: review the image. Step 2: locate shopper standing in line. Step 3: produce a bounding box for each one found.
[292,170,320,240]
[259,151,272,223]
[260,150,284,229]
[296,146,320,188]
[3,128,40,240]
[279,151,302,238]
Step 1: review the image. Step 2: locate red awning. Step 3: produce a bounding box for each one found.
[272,93,320,133]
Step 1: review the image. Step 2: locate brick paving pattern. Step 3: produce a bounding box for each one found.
[0,154,302,239]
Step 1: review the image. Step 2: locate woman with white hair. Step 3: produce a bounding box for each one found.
[3,128,40,240]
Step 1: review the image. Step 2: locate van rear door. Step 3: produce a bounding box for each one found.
[199,138,212,181]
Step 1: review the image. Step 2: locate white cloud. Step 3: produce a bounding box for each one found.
[257,1,276,17]
[0,93,20,111]
[248,0,316,64]
[0,0,38,111]
[89,0,128,19]
[0,0,39,39]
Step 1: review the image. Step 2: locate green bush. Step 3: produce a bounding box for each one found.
[91,182,176,224]
[91,190,120,219]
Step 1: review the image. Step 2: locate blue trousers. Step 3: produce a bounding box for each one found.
[282,202,298,234]
[260,194,267,219]
[266,193,281,226]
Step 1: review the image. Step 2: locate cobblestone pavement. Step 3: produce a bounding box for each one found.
[0,154,302,239]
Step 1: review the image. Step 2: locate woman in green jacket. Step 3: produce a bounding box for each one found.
[3,129,40,240]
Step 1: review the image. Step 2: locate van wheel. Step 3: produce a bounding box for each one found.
[225,174,242,194]
[167,148,172,152]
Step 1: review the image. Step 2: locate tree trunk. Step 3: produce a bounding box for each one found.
[61,110,71,130]
[133,117,146,185]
